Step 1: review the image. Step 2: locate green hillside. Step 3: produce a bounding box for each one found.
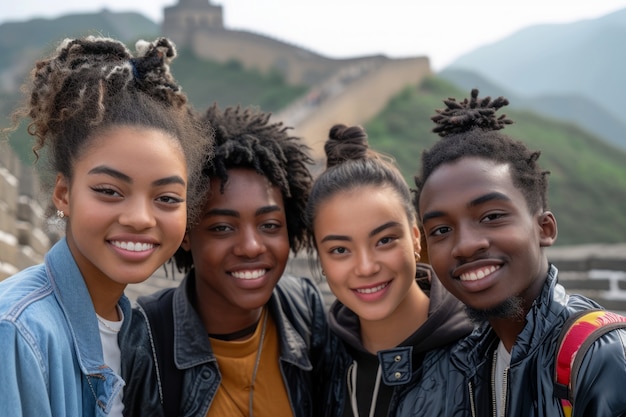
[364,76,626,245]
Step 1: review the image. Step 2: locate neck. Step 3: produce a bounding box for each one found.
[360,283,430,353]
[489,317,525,352]
[193,278,264,334]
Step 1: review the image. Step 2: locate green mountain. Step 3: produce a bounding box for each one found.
[438,68,626,151]
[364,77,626,246]
[2,10,625,246]
[0,10,159,91]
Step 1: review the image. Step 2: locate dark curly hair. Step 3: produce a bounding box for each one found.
[305,124,416,239]
[413,89,550,216]
[172,104,314,272]
[8,36,212,225]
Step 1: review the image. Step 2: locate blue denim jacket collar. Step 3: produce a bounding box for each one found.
[46,238,131,415]
[45,238,132,375]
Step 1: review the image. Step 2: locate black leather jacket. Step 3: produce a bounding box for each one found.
[447,264,626,417]
[121,271,344,417]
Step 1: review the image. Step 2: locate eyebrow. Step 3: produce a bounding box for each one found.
[421,191,512,223]
[319,221,400,244]
[88,165,185,187]
[205,205,282,218]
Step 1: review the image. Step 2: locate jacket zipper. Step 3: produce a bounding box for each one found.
[468,381,476,417]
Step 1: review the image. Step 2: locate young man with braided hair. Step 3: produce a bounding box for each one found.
[122,105,343,417]
[413,89,626,417]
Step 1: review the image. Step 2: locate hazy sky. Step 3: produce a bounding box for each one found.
[3,0,626,70]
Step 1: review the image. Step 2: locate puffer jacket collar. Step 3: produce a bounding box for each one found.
[450,264,566,376]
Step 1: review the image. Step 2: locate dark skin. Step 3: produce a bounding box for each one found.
[419,157,557,351]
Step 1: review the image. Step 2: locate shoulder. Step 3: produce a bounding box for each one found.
[275,274,325,308]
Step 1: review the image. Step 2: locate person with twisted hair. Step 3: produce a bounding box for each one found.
[0,36,211,417]
[304,124,473,417]
[414,89,626,416]
[121,105,343,417]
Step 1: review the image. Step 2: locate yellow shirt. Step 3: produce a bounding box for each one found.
[207,309,293,417]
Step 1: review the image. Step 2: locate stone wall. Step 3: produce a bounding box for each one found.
[0,142,50,280]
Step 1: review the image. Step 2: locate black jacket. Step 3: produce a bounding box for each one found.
[121,271,344,417]
[328,263,474,417]
[448,264,626,417]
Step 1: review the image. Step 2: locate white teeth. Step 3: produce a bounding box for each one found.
[460,265,500,281]
[111,241,155,252]
[356,282,389,294]
[231,270,266,280]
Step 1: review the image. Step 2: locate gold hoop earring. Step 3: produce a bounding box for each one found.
[414,251,421,263]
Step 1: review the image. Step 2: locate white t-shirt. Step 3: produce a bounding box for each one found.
[96,307,124,416]
[494,340,511,417]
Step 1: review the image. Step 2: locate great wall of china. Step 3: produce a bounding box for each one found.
[1,0,625,312]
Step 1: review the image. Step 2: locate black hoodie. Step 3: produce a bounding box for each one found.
[328,263,473,417]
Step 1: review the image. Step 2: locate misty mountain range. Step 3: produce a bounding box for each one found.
[1,7,625,152]
[441,8,626,150]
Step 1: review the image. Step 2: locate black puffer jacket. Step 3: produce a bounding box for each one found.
[121,271,344,417]
[447,264,626,417]
[328,263,474,417]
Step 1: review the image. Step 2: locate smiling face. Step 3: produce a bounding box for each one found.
[418,157,556,316]
[53,125,188,291]
[313,185,421,323]
[182,168,289,329]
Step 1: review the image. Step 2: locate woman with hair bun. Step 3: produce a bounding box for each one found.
[305,124,473,417]
[0,36,211,417]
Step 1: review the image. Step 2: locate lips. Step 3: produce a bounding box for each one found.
[231,269,267,280]
[459,265,500,281]
[110,241,156,252]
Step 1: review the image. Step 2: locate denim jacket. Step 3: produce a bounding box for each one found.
[121,270,345,417]
[0,238,131,417]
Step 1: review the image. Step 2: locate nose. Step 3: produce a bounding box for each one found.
[450,222,488,260]
[119,197,157,230]
[233,226,266,258]
[353,249,380,277]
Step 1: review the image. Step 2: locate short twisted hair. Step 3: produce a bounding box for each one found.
[172,105,314,272]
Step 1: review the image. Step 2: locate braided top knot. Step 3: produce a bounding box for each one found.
[431,88,513,137]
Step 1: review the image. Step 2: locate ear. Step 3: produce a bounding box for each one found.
[412,223,421,254]
[180,232,192,251]
[538,211,557,247]
[52,174,70,216]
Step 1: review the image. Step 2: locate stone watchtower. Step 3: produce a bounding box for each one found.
[162,0,224,48]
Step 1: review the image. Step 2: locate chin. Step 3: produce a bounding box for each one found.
[465,296,525,324]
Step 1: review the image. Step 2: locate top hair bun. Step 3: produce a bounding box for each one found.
[324,124,370,168]
[431,88,513,137]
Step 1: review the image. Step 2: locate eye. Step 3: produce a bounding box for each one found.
[208,224,233,233]
[91,186,121,198]
[157,195,185,205]
[377,236,396,246]
[430,225,452,237]
[329,246,348,255]
[481,212,507,223]
[260,222,282,232]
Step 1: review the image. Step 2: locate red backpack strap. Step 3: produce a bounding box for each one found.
[554,309,626,417]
